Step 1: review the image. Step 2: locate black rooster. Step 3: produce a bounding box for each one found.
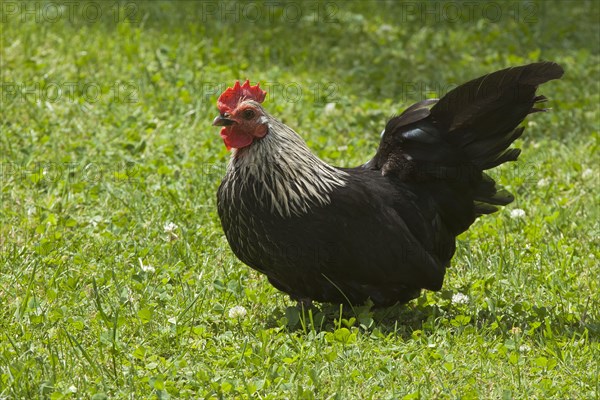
[213,62,564,306]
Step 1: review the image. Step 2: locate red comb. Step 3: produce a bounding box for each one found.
[217,80,267,113]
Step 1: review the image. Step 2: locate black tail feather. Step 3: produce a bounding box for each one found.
[431,62,563,131]
[428,62,563,217]
[370,62,563,232]
[431,62,564,170]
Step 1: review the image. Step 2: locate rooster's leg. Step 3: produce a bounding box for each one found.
[295,297,314,310]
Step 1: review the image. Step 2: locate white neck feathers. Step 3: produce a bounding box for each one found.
[224,116,347,218]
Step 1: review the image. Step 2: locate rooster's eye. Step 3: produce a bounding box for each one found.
[241,109,256,120]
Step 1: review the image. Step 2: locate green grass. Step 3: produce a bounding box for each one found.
[1,0,599,398]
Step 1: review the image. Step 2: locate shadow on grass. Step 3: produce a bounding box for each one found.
[265,295,599,343]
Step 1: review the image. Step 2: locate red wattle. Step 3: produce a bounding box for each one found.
[220,127,253,150]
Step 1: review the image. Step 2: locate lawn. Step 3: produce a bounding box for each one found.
[1,0,599,398]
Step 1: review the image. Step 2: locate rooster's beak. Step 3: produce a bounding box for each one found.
[213,115,236,126]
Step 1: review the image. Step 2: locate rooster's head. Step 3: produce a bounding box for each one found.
[213,80,268,150]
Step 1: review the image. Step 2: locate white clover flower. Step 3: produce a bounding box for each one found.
[324,103,336,115]
[378,24,394,33]
[537,178,550,188]
[228,305,247,319]
[519,344,531,352]
[138,258,155,273]
[582,168,594,180]
[510,209,526,219]
[451,292,469,305]
[164,221,178,233]
[164,221,179,240]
